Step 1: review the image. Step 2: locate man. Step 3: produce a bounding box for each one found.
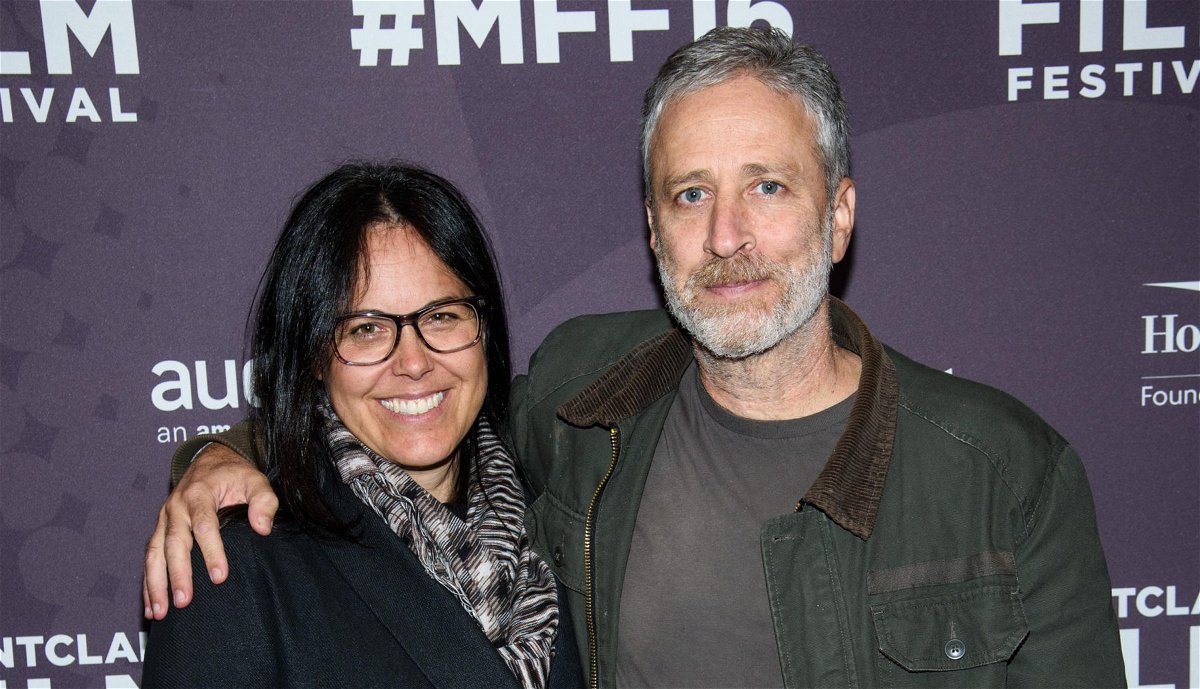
[145,27,1125,688]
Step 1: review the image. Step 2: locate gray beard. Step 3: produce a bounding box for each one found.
[655,217,833,360]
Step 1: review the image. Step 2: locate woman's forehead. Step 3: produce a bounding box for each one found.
[353,224,468,309]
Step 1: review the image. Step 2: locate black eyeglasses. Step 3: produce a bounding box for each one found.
[332,296,486,365]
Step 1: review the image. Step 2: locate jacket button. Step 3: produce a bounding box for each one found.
[944,638,966,660]
[552,546,564,566]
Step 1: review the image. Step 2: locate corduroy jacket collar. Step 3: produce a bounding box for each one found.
[556,297,898,540]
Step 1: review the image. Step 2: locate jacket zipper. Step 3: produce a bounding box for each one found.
[583,426,620,689]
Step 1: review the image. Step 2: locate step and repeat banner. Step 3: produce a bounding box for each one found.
[1,0,1197,686]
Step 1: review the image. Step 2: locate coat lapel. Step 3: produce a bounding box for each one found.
[314,473,522,689]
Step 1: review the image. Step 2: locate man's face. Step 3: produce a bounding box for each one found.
[646,75,854,358]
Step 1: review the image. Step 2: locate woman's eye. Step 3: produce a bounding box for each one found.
[422,305,473,331]
[347,320,388,339]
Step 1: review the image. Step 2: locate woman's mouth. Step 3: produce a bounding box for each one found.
[380,391,445,416]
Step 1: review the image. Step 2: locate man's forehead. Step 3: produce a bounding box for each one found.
[648,83,818,183]
[652,80,813,147]
[665,76,811,121]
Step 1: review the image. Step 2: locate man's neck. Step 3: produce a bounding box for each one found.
[695,301,862,421]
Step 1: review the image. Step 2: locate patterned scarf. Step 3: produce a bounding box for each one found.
[322,402,558,689]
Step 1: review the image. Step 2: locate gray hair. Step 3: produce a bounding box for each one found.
[641,27,850,204]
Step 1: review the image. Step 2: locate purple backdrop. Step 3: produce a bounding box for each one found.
[1,1,1197,686]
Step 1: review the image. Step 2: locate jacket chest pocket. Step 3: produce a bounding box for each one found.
[525,490,586,594]
[869,582,1029,687]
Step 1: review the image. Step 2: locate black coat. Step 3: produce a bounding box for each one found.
[142,468,583,689]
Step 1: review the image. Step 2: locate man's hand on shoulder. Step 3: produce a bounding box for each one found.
[142,444,277,620]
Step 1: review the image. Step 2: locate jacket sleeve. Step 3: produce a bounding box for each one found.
[1009,444,1126,688]
[141,536,278,688]
[508,372,550,497]
[169,419,262,487]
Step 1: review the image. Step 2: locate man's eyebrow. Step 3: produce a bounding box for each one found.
[660,169,714,190]
[658,163,804,194]
[742,162,803,179]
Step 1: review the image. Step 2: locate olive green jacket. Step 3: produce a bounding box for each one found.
[177,298,1124,689]
[509,298,1124,689]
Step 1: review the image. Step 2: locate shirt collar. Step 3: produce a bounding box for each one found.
[556,297,898,540]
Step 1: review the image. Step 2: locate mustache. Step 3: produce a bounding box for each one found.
[687,253,784,289]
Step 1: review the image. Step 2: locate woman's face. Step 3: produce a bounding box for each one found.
[324,224,487,498]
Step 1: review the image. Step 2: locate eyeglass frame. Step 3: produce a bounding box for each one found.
[331,296,487,366]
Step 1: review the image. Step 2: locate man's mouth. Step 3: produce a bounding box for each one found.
[380,391,445,416]
[702,278,769,296]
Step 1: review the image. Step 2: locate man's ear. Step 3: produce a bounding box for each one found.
[646,199,658,252]
[830,178,855,264]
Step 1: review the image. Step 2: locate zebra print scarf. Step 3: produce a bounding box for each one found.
[322,403,558,689]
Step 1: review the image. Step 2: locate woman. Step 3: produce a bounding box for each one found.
[142,163,581,689]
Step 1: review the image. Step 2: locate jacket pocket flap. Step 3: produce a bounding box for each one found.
[525,490,586,593]
[871,585,1029,671]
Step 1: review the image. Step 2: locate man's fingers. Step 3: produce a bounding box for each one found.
[144,506,172,620]
[191,506,229,585]
[162,499,197,610]
[144,442,274,614]
[142,579,151,620]
[246,487,279,537]
[144,442,266,618]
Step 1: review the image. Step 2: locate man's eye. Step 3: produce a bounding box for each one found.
[756,180,782,195]
[678,188,707,204]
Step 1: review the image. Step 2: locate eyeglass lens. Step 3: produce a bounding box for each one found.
[335,301,481,363]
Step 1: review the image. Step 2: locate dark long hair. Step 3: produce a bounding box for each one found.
[249,162,511,533]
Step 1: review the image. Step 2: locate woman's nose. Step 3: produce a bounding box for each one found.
[390,325,434,378]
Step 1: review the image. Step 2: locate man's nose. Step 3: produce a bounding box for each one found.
[704,195,754,258]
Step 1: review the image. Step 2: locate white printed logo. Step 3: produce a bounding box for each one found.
[1144,281,1200,293]
[1111,585,1200,689]
[349,0,793,67]
[0,630,145,688]
[149,358,255,445]
[0,0,141,124]
[1138,280,1199,408]
[998,0,1199,102]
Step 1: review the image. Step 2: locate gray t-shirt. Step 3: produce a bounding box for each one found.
[615,363,853,688]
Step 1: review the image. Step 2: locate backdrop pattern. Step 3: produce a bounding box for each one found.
[1,1,1197,687]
